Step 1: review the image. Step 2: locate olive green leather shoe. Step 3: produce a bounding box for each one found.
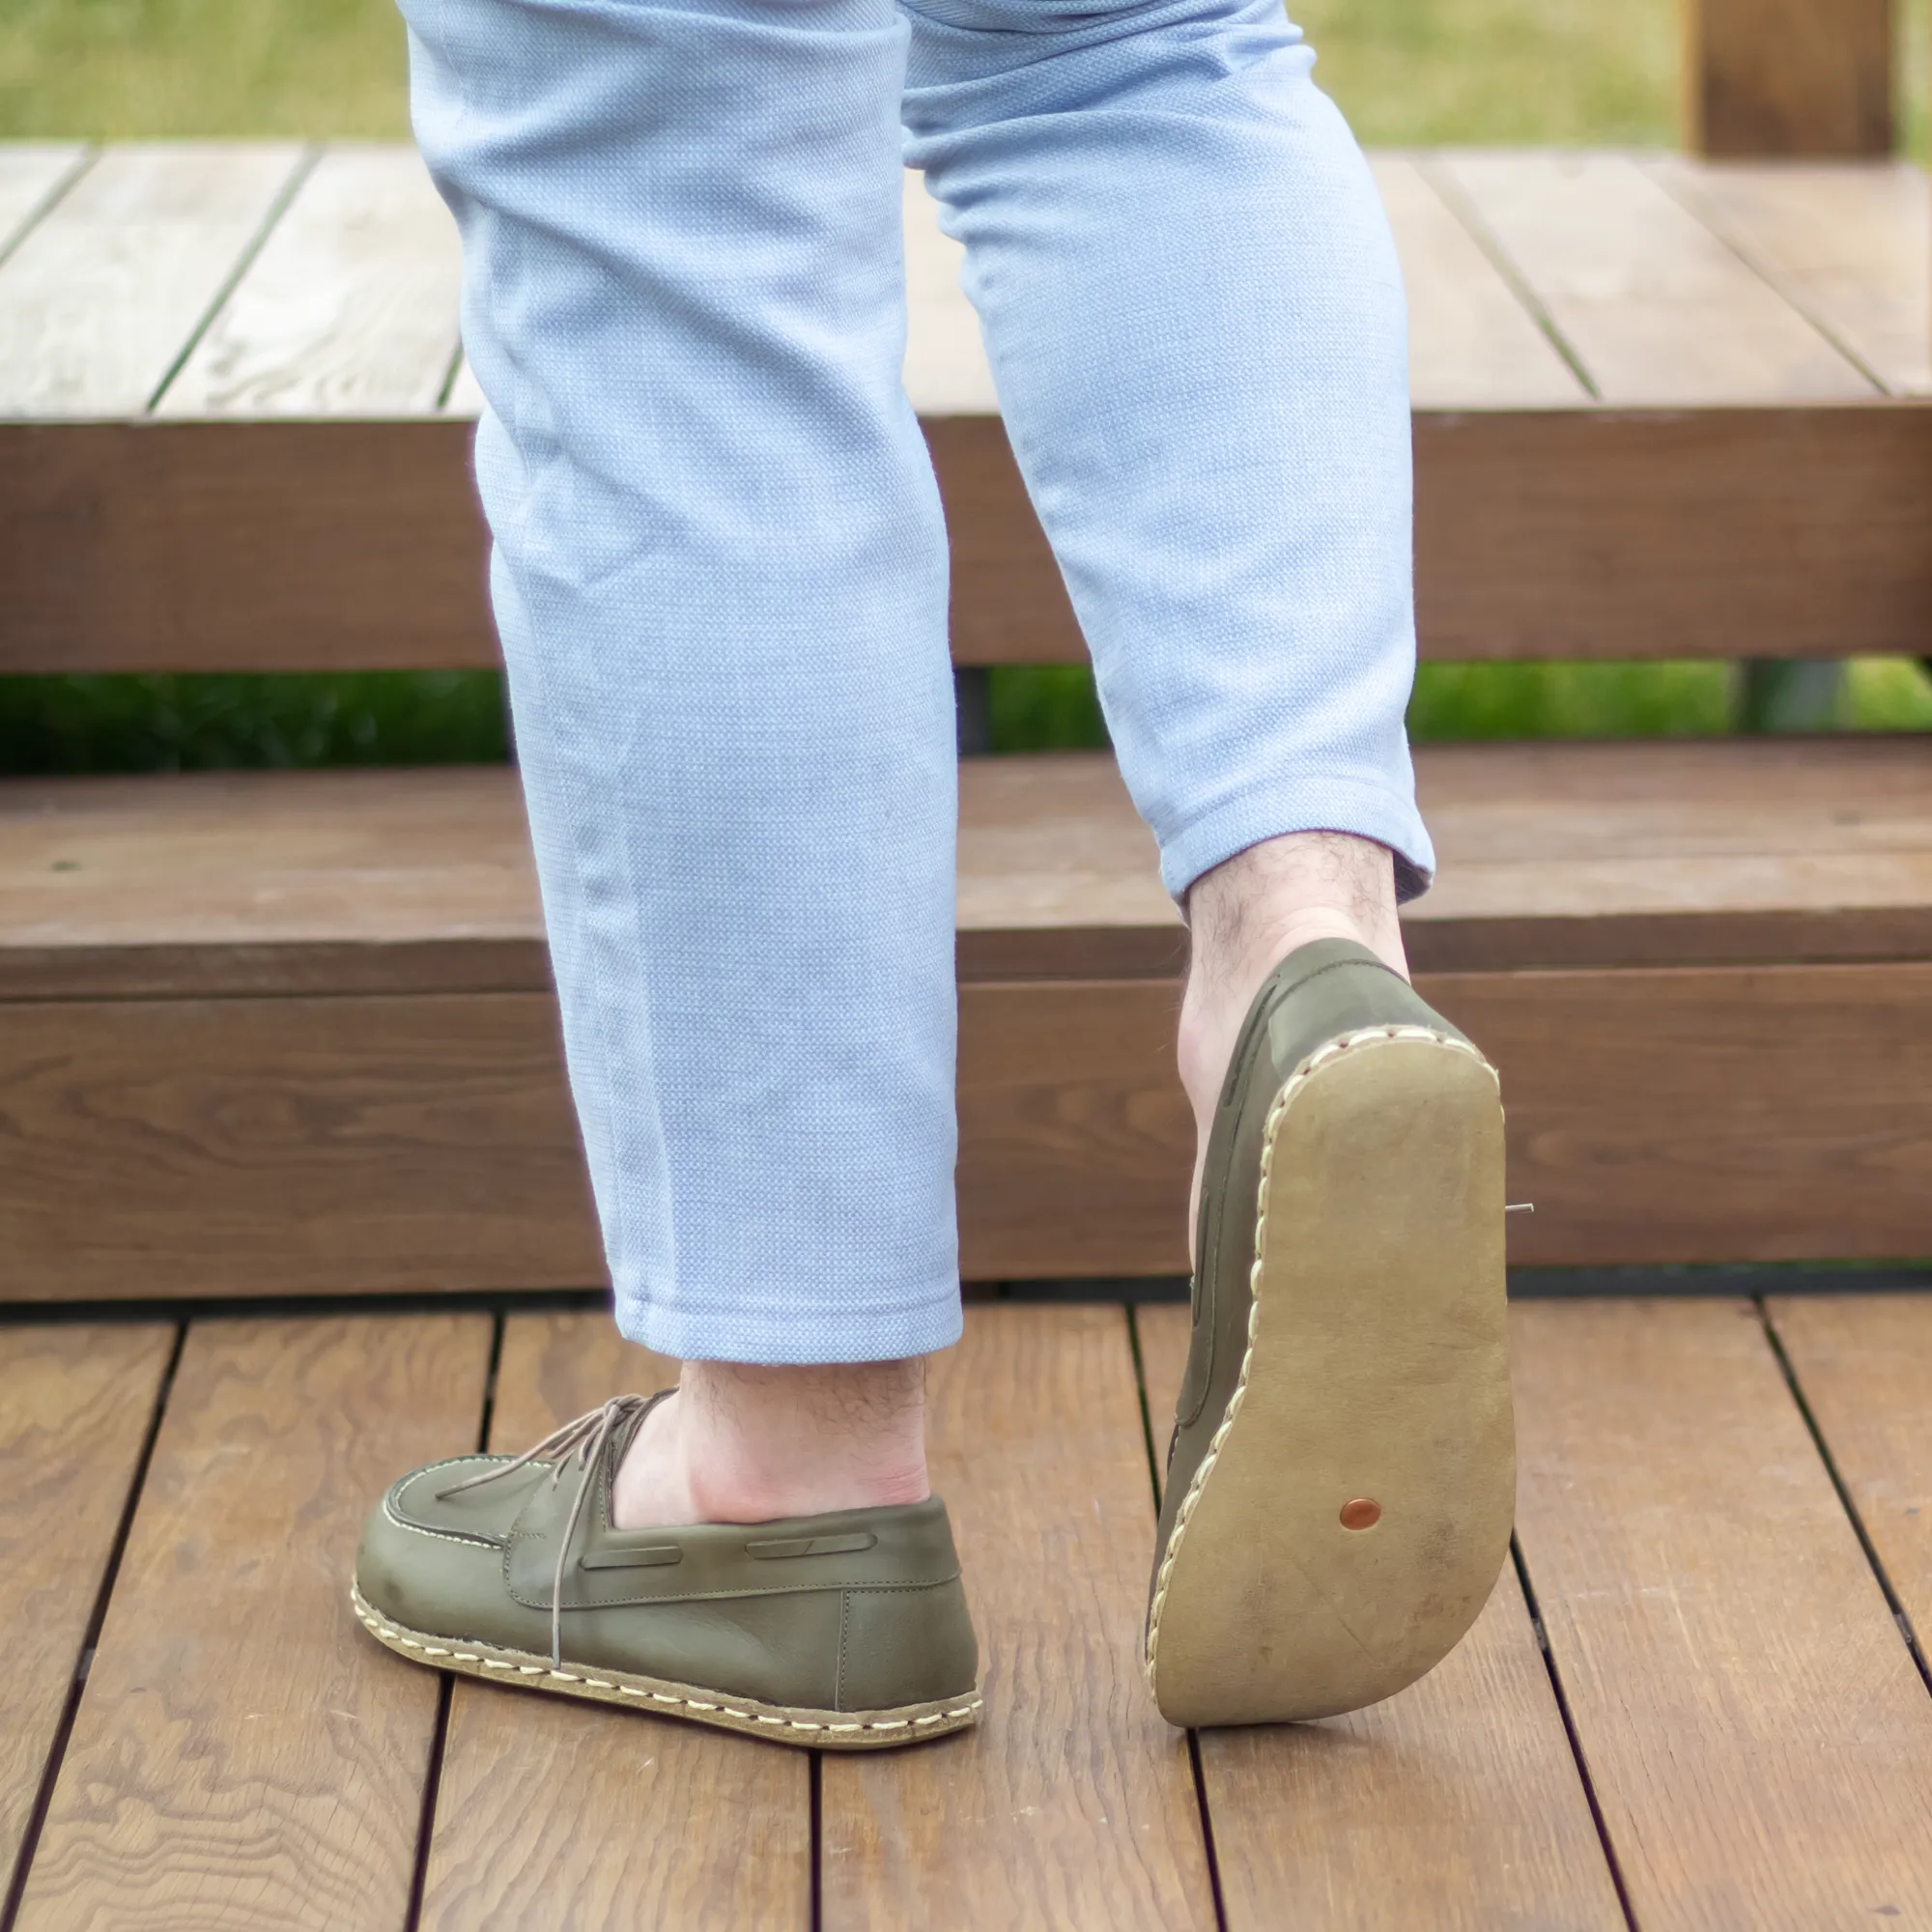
[354,1394,981,1749]
[1146,937,1514,1727]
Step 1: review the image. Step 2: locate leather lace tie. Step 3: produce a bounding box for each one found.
[437,1392,664,1670]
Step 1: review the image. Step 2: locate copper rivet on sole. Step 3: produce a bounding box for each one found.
[1340,1498,1381,1530]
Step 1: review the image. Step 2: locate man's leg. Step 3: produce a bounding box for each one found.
[401,0,959,1503]
[351,0,982,1749]
[901,0,1432,1226]
[1179,833,1406,1252]
[904,0,1512,1725]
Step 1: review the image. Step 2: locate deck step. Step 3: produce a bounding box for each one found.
[0,144,1927,673]
[3,739,1929,1293]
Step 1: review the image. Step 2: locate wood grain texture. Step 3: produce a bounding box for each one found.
[14,1316,492,1932]
[923,413,1087,666]
[0,993,604,1299]
[1765,1293,1932,1662]
[957,979,1191,1280]
[1,149,1926,669]
[1511,1299,1932,1927]
[1137,1306,1624,1932]
[0,419,494,672]
[5,411,1931,673]
[1648,158,1931,396]
[12,737,1931,1003]
[0,144,304,418]
[1432,961,1932,1266]
[0,766,548,1000]
[418,1313,810,1932]
[0,1325,174,1892]
[1433,151,1873,402]
[1372,154,1586,409]
[820,1305,1216,1928]
[1406,736,1932,971]
[1684,0,1890,156]
[0,146,88,255]
[158,146,462,419]
[1412,405,1932,664]
[4,957,1928,1298]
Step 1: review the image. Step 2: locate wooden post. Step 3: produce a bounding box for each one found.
[1682,0,1892,156]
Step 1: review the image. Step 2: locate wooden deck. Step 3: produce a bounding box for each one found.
[4,1293,1932,1926]
[7,741,1932,1294]
[0,143,1927,671]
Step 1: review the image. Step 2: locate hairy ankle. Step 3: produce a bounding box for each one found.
[1177,833,1408,1254]
[611,1359,930,1530]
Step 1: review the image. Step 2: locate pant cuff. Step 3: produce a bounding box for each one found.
[1157,774,1436,906]
[613,1283,966,1366]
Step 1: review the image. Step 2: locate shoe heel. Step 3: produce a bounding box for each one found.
[1148,1030,1514,1726]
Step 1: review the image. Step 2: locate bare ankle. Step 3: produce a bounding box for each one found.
[612,1358,930,1530]
[1176,833,1408,1253]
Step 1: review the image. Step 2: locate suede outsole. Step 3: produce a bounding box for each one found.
[1146,1027,1515,1726]
[351,1582,983,1749]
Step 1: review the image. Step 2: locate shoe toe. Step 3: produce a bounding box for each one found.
[354,1455,546,1648]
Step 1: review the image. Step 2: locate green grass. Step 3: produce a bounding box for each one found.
[0,0,1926,771]
[0,0,410,140]
[0,670,507,775]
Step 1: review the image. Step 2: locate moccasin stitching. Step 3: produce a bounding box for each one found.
[354,1586,985,1738]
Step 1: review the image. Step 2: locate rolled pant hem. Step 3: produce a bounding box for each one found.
[614,1289,967,1366]
[1157,773,1437,906]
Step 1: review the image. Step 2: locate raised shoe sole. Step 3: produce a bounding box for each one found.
[1146,1027,1514,1725]
[351,1582,983,1749]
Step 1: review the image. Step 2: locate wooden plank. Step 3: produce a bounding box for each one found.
[2,957,1929,1296]
[820,1304,1216,1928]
[1369,154,1585,409]
[1683,0,1890,156]
[8,738,1932,1002]
[957,754,1181,982]
[0,767,550,1001]
[924,413,1087,666]
[1407,736,1932,972]
[902,171,998,416]
[9,398,1930,673]
[958,979,1189,1279]
[1511,1299,1932,1926]
[1432,152,1875,402]
[1412,405,1932,663]
[1648,158,1932,396]
[0,993,604,1299]
[1434,961,1932,1267]
[158,145,461,419]
[14,1315,493,1931]
[0,146,89,256]
[1766,1293,1932,1656]
[0,1325,174,1892]
[0,419,496,671]
[1136,1306,1625,1932]
[0,144,305,418]
[418,1314,810,1931]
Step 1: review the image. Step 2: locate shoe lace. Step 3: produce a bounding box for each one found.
[435,1392,662,1670]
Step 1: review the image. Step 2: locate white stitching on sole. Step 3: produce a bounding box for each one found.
[350,1587,982,1739]
[1144,1027,1497,1692]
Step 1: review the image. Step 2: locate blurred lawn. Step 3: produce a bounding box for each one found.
[1,0,1927,770]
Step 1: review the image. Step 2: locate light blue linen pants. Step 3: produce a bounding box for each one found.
[401,0,1434,1363]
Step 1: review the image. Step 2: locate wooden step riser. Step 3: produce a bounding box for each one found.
[2,407,1928,676]
[3,961,1925,1299]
